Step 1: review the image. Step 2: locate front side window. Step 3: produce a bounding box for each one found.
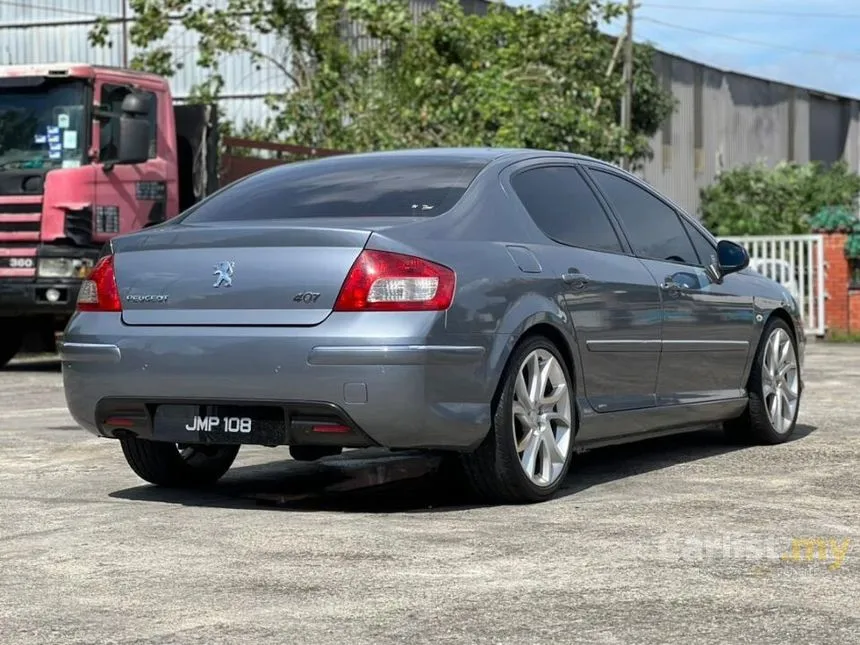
[589,169,697,265]
[681,217,718,267]
[179,155,488,223]
[99,84,157,163]
[0,77,88,171]
[510,165,624,253]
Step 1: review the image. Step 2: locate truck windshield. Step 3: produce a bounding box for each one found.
[0,78,87,171]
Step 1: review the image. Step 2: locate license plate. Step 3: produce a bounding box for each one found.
[153,404,287,444]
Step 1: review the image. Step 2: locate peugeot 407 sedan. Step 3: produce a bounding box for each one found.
[60,148,804,504]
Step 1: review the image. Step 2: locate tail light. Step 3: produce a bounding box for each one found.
[333,249,456,312]
[77,255,122,312]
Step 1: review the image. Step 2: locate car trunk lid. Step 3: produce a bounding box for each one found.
[113,221,392,326]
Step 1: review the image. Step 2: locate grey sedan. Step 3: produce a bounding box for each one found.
[59,148,804,504]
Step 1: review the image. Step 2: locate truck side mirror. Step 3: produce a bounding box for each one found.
[120,93,149,116]
[116,115,149,165]
[110,92,151,166]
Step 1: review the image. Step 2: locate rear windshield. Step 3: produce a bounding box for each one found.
[179,155,488,222]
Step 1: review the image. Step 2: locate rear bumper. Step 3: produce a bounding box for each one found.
[59,313,498,451]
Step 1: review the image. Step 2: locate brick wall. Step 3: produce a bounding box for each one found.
[850,291,860,333]
[822,232,860,333]
[823,233,849,332]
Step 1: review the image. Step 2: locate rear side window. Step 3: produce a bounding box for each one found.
[179,156,487,222]
[510,165,623,253]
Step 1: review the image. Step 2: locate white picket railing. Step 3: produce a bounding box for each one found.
[719,234,825,336]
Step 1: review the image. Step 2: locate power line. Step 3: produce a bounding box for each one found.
[638,17,860,62]
[643,3,860,19]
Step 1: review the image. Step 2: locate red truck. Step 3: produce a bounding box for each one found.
[0,63,220,366]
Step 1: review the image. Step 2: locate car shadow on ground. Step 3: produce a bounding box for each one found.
[109,423,817,513]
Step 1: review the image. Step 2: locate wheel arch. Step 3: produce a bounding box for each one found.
[767,307,798,345]
[741,306,801,389]
[487,311,580,428]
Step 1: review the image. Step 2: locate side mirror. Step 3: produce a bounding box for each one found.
[116,115,149,165]
[716,239,749,276]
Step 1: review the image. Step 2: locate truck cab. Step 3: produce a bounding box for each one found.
[0,63,217,366]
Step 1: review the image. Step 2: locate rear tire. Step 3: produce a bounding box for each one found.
[461,335,575,504]
[119,438,240,487]
[724,317,801,445]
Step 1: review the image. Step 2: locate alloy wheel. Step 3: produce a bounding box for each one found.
[761,328,799,434]
[511,349,572,487]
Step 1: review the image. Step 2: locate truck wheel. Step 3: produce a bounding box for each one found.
[0,323,23,368]
[119,437,240,487]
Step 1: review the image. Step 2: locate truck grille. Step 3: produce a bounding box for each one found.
[0,202,42,242]
[0,201,41,277]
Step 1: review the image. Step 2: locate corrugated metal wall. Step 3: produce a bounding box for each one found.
[2,2,858,216]
[640,50,860,216]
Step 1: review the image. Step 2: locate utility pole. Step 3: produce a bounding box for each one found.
[620,0,634,170]
[121,0,129,68]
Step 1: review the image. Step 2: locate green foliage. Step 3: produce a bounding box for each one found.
[699,161,860,236]
[844,217,860,260]
[88,0,674,162]
[845,233,860,259]
[808,205,856,233]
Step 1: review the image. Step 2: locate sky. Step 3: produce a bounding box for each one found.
[508,0,860,98]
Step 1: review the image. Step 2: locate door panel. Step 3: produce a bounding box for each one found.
[93,81,169,243]
[504,163,662,418]
[639,258,753,404]
[551,247,663,413]
[585,166,755,406]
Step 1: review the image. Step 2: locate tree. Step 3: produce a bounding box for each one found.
[699,161,860,236]
[89,0,674,163]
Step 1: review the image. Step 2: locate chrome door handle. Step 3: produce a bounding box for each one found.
[660,277,682,296]
[562,270,590,288]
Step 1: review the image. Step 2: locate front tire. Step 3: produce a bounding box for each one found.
[724,317,801,445]
[119,438,240,487]
[462,335,575,504]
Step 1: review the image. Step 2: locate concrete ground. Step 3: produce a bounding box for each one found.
[0,343,857,645]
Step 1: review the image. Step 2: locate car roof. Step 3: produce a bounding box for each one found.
[284,147,617,169]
